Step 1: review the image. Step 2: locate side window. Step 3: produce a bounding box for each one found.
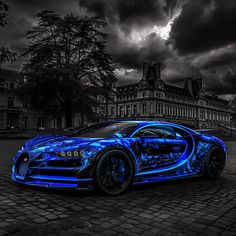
[133,126,176,139]
[159,129,176,139]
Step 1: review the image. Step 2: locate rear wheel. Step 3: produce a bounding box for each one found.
[94,150,134,195]
[205,147,226,179]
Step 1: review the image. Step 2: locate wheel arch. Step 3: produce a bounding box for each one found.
[205,144,226,163]
[93,145,137,175]
[204,144,226,178]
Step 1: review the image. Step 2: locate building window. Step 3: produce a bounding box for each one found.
[119,106,124,116]
[8,97,14,108]
[156,103,163,115]
[110,106,114,116]
[9,83,14,89]
[51,119,57,128]
[126,105,131,116]
[133,104,137,115]
[156,92,162,98]
[142,103,146,114]
[0,81,5,87]
[23,100,28,109]
[23,116,28,128]
[200,109,205,120]
[38,116,45,128]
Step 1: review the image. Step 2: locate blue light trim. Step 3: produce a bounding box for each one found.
[134,172,198,185]
[30,175,92,182]
[30,166,75,170]
[24,181,78,188]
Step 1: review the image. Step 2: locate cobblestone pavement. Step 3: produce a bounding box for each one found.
[0,140,236,236]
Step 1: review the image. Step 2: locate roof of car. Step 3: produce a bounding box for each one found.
[115,120,196,134]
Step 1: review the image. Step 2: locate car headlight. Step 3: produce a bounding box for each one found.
[56,150,84,158]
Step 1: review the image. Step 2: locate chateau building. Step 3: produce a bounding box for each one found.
[107,63,231,129]
[0,64,232,130]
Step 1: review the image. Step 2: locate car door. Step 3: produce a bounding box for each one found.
[132,125,187,173]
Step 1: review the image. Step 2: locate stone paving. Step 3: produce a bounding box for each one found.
[0,140,236,236]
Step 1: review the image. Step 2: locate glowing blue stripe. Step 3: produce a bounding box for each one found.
[25,181,78,188]
[134,172,198,184]
[30,166,74,170]
[30,175,92,182]
[130,123,195,176]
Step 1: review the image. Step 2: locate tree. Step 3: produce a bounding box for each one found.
[20,10,116,128]
[0,1,16,68]
[0,0,8,27]
[0,46,17,67]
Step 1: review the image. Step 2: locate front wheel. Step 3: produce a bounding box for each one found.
[94,149,134,195]
[205,146,226,179]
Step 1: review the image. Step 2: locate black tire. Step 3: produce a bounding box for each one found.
[94,149,134,195]
[205,146,226,179]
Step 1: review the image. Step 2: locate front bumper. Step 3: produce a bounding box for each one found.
[12,151,94,190]
[12,174,93,190]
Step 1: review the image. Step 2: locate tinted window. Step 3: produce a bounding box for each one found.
[132,126,176,139]
[72,122,138,138]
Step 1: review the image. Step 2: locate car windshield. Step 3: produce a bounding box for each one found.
[72,122,138,138]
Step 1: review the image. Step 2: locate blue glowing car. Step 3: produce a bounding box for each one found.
[12,121,227,195]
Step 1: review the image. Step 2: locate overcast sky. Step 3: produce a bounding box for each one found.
[0,0,236,99]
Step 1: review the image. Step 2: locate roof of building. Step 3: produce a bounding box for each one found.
[117,82,139,93]
[205,94,229,105]
[116,63,230,104]
[164,83,192,97]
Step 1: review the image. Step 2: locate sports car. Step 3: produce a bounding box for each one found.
[12,121,227,195]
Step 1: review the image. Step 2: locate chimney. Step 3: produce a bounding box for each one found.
[153,63,162,80]
[142,62,150,79]
[184,78,194,96]
[194,78,203,91]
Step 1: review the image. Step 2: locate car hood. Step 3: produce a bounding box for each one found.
[24,135,101,152]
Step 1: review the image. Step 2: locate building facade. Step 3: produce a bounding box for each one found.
[0,68,63,130]
[0,64,232,130]
[107,63,231,129]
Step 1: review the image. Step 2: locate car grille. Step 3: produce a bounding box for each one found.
[15,152,82,183]
[15,153,30,180]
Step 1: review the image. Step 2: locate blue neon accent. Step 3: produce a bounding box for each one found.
[30,166,75,170]
[23,181,78,188]
[30,175,92,182]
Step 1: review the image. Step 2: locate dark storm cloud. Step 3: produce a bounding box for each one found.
[79,0,179,73]
[116,0,168,28]
[7,0,81,17]
[170,0,236,55]
[79,0,236,97]
[1,0,235,97]
[108,30,173,70]
[167,0,236,97]
[79,0,181,31]
[193,44,236,70]
[204,69,236,95]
